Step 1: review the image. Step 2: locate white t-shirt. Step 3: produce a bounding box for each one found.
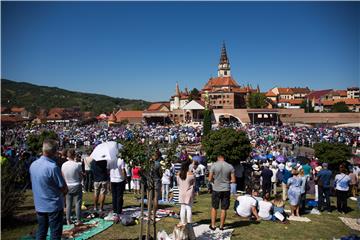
[199,164,206,176]
[236,195,257,217]
[110,158,126,183]
[162,169,172,185]
[62,160,82,187]
[334,173,351,191]
[258,200,273,219]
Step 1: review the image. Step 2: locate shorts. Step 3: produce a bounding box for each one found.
[211,191,230,210]
[133,179,140,190]
[94,181,108,195]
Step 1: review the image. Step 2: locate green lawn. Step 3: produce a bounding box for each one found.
[2,190,359,240]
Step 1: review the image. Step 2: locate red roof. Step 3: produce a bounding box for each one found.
[115,111,143,120]
[1,115,27,123]
[278,99,303,105]
[290,87,310,94]
[332,90,347,97]
[147,102,170,111]
[203,76,240,90]
[10,107,25,113]
[194,100,205,107]
[321,99,360,106]
[307,89,333,100]
[265,90,277,97]
[277,88,294,95]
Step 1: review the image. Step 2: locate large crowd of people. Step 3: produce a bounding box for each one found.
[1,121,360,238]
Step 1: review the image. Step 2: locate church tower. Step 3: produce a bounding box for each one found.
[174,82,180,110]
[218,42,231,77]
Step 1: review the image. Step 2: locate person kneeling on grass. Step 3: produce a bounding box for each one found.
[258,192,273,221]
[235,187,260,220]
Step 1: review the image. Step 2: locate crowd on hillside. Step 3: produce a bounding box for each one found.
[1,121,360,239]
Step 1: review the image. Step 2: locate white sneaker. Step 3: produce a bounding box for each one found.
[104,213,116,221]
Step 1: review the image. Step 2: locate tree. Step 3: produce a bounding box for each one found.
[300,99,314,113]
[27,130,59,154]
[331,102,350,112]
[202,128,252,165]
[314,142,352,169]
[248,92,267,108]
[188,88,200,101]
[203,109,212,136]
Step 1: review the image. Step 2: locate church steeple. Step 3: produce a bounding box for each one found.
[175,82,180,97]
[218,42,231,77]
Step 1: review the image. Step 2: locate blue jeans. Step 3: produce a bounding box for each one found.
[36,210,63,240]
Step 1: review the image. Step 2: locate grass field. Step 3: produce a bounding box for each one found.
[2,190,359,240]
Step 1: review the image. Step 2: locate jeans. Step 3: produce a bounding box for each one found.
[111,181,125,214]
[318,187,331,211]
[66,185,82,223]
[36,210,63,240]
[84,170,93,192]
[195,177,201,193]
[336,190,348,213]
[162,184,169,201]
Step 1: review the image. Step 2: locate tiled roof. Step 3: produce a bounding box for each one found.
[265,90,277,97]
[147,102,170,111]
[278,99,304,105]
[1,115,27,123]
[115,111,143,120]
[10,107,25,113]
[307,89,333,100]
[277,88,294,94]
[194,100,205,107]
[332,90,347,97]
[290,87,310,94]
[321,99,360,106]
[203,76,240,90]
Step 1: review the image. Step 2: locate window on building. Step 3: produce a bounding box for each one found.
[224,71,227,75]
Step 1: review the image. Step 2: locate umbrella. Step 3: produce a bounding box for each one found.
[276,155,286,163]
[192,155,202,162]
[90,141,123,167]
[266,154,274,160]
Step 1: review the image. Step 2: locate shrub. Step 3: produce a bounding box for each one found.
[202,128,251,165]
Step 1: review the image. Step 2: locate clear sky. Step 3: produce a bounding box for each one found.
[2,2,359,102]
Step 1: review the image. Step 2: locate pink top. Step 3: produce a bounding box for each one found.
[177,174,195,205]
[132,167,141,179]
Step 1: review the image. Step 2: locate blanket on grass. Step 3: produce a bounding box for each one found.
[339,217,360,232]
[21,218,113,240]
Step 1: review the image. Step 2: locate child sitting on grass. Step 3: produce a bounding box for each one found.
[272,194,287,222]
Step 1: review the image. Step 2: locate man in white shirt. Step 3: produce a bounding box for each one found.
[235,187,259,220]
[106,157,126,220]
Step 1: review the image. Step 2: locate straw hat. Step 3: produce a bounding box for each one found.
[252,164,260,171]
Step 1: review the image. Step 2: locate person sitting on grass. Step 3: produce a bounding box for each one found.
[272,194,287,222]
[235,187,260,220]
[258,192,273,221]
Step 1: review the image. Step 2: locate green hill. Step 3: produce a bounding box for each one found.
[1,79,151,114]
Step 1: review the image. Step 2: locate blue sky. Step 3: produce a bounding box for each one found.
[2,2,359,101]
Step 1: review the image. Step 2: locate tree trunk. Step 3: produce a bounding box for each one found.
[139,182,145,240]
[146,189,153,240]
[153,188,158,239]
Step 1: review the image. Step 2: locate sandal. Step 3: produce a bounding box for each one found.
[209,225,216,231]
